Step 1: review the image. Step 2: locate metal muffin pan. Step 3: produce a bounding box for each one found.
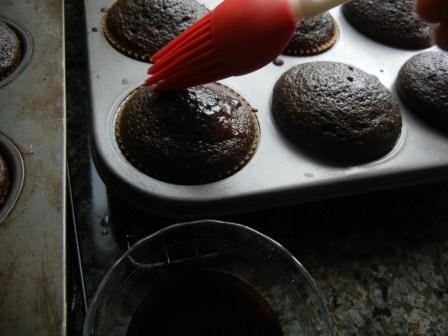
[0,17,33,88]
[85,0,448,217]
[0,132,24,224]
[0,1,66,334]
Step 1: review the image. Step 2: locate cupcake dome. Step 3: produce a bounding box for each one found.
[398,51,448,131]
[0,20,21,81]
[283,13,338,56]
[104,0,208,61]
[272,62,402,163]
[343,0,433,49]
[0,153,10,206]
[115,83,259,184]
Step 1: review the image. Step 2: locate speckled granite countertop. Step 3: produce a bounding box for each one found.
[66,1,448,335]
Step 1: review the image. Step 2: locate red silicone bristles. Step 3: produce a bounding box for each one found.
[152,69,222,92]
[148,59,219,91]
[147,42,215,85]
[150,61,225,92]
[151,12,212,62]
[149,31,213,75]
[146,51,217,88]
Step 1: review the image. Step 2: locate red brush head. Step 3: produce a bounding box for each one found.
[147,0,297,91]
[212,0,297,76]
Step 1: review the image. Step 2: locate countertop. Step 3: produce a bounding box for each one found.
[66,0,448,335]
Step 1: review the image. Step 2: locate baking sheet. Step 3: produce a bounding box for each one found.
[84,0,448,217]
[0,2,66,335]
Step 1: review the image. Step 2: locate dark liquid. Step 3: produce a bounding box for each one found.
[126,270,283,336]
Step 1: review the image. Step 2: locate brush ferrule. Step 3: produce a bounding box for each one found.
[291,0,351,20]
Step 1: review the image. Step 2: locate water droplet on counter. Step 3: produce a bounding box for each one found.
[100,216,110,227]
[273,58,284,66]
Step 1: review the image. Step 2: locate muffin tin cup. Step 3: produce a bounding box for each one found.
[0,2,65,335]
[0,132,25,224]
[0,17,33,88]
[86,1,448,218]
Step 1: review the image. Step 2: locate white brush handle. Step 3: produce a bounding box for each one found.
[290,0,351,20]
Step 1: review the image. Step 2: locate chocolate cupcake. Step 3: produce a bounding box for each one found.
[115,83,259,184]
[343,0,433,49]
[104,0,208,61]
[398,51,448,131]
[0,20,21,81]
[272,62,402,163]
[0,153,10,206]
[283,13,338,56]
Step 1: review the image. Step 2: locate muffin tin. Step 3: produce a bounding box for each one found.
[0,2,66,335]
[0,17,33,88]
[85,0,448,217]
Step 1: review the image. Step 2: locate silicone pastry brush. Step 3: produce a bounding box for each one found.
[146,0,350,91]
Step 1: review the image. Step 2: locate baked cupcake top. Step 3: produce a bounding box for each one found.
[104,0,208,61]
[0,153,10,206]
[283,13,338,56]
[0,20,21,81]
[272,62,402,163]
[398,51,448,130]
[343,0,433,49]
[115,83,259,184]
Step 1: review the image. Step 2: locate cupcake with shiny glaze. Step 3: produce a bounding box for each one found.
[115,83,259,184]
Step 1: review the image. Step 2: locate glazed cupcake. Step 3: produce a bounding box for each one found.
[0,153,10,206]
[115,83,259,184]
[272,62,402,163]
[398,51,448,131]
[104,0,208,61]
[0,20,21,81]
[283,13,338,56]
[343,0,433,49]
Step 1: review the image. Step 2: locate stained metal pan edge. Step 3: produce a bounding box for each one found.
[0,1,67,335]
[85,0,448,217]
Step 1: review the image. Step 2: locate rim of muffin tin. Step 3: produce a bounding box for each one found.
[0,17,33,89]
[0,132,25,225]
[108,82,261,185]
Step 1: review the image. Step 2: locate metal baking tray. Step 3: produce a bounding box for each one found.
[0,2,66,335]
[85,0,448,217]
